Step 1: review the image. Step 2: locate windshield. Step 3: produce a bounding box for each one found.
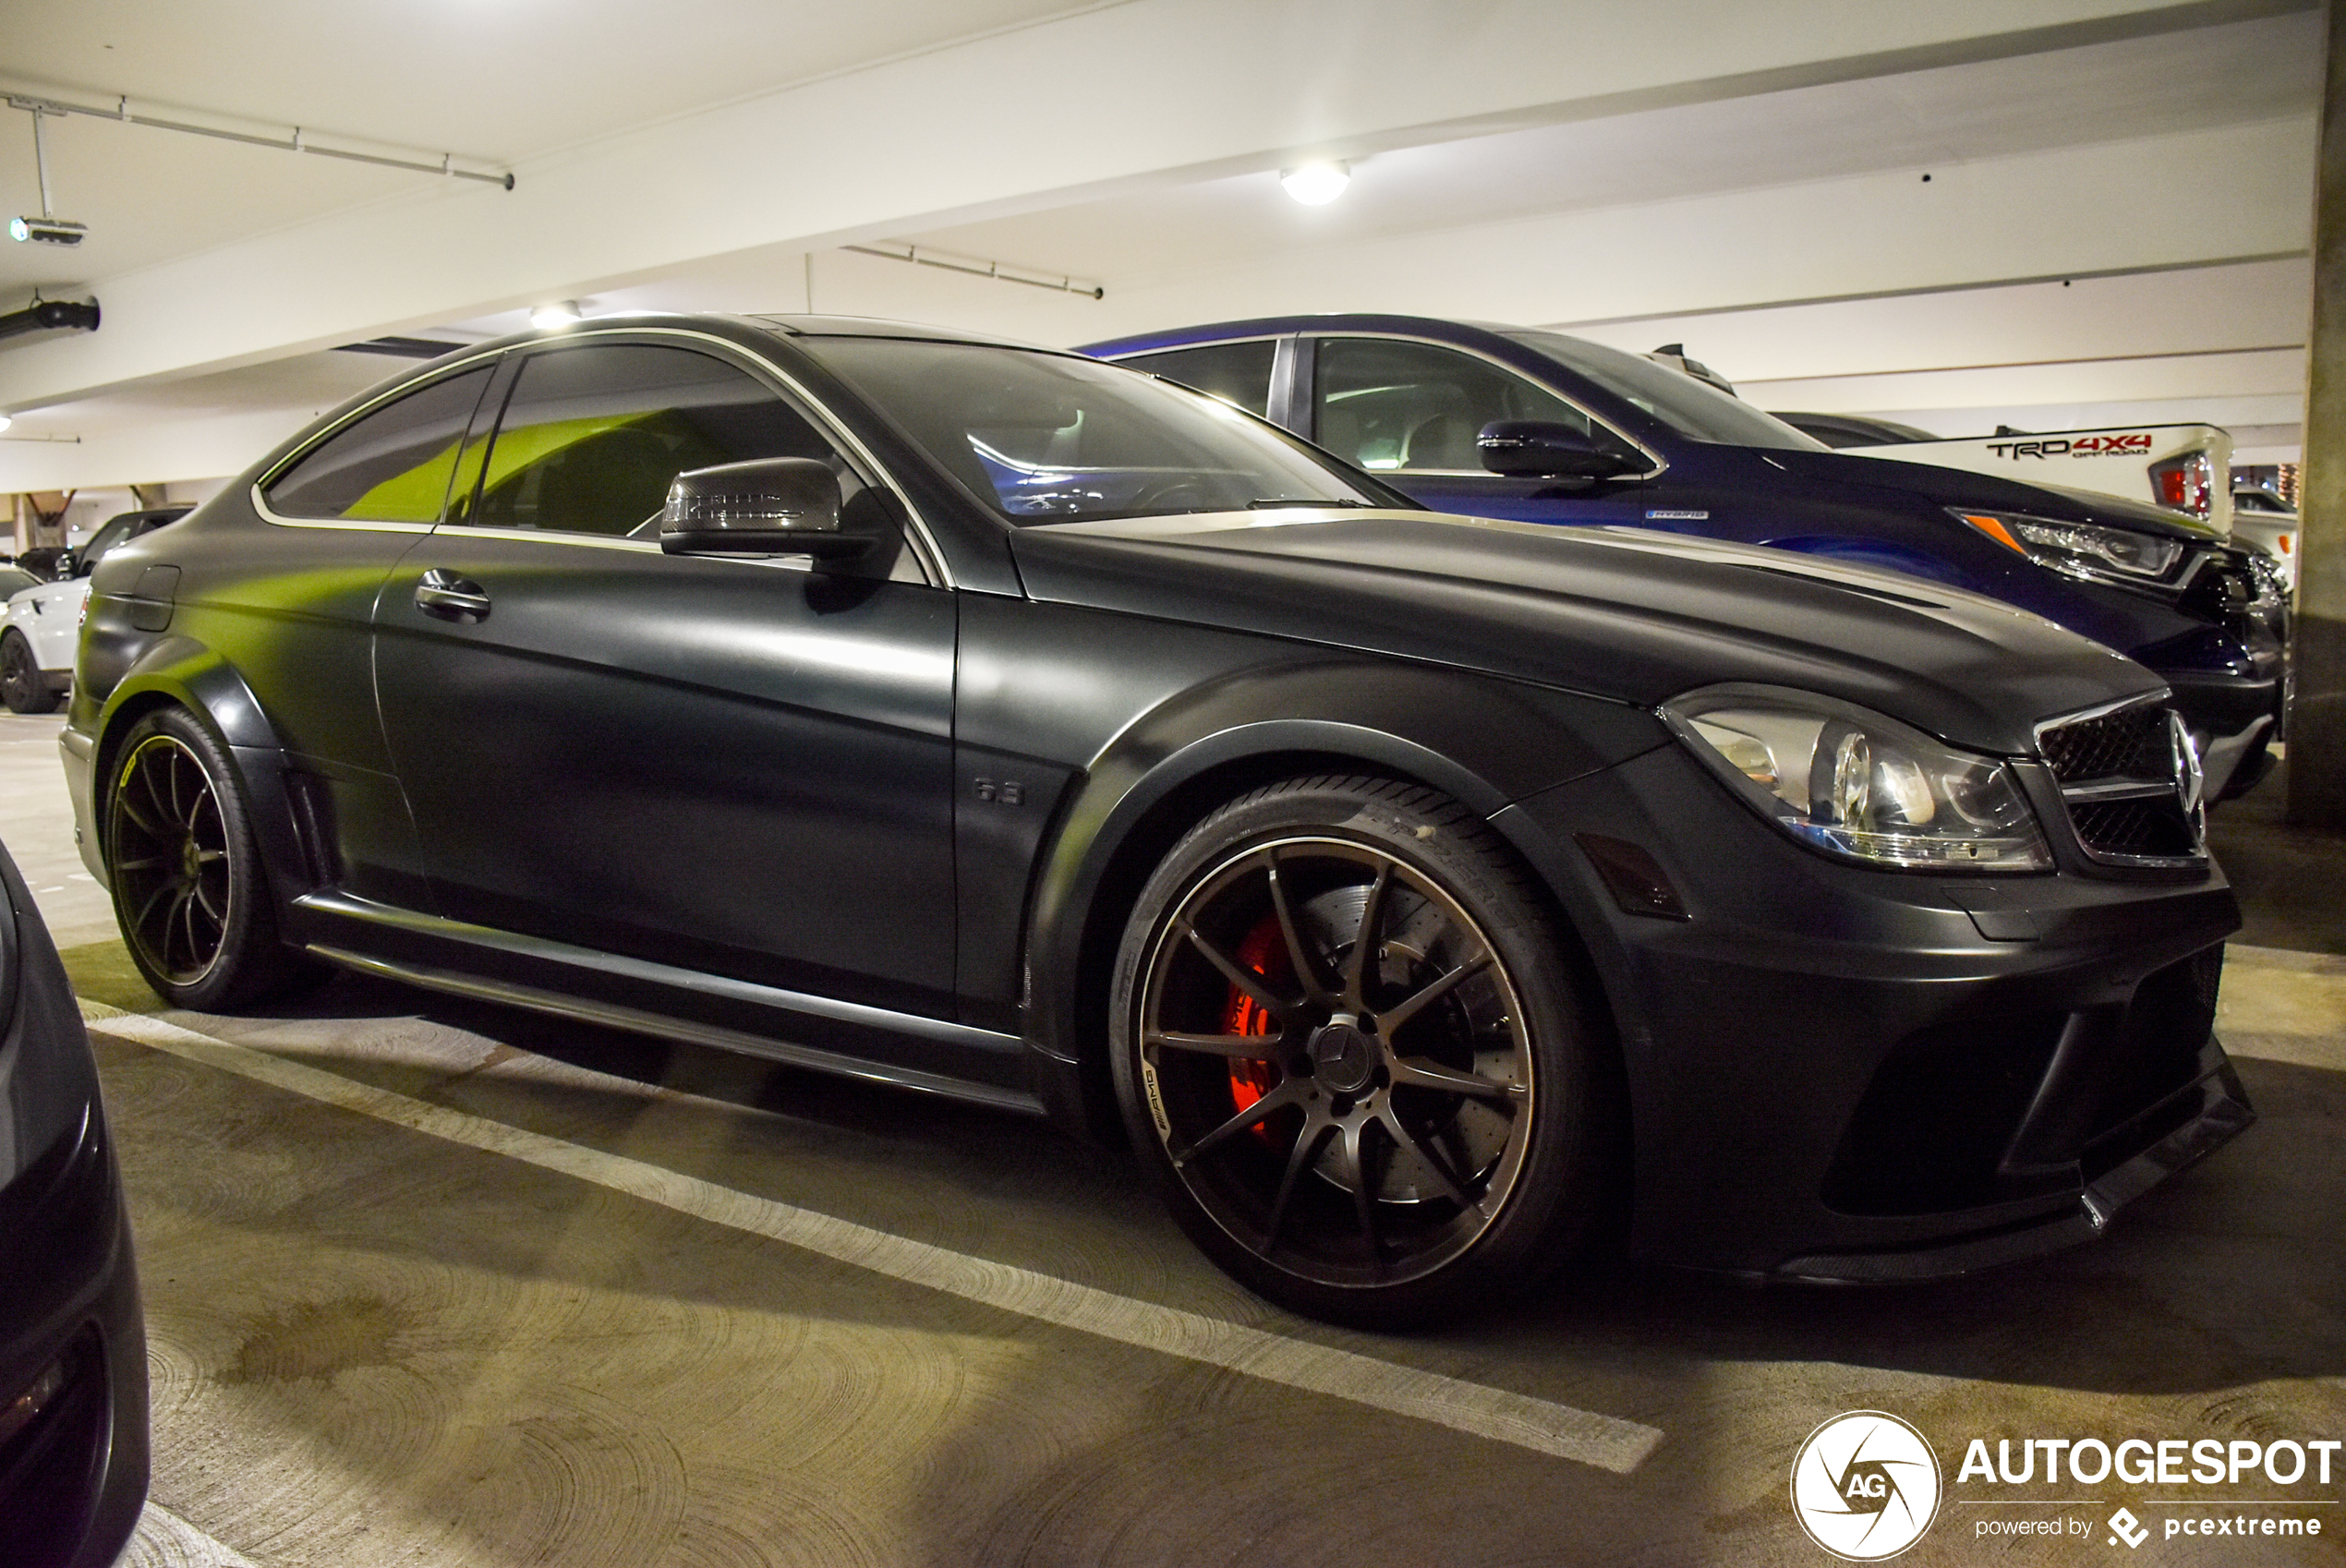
[0,568,35,599]
[1506,331,1828,452]
[804,337,1380,523]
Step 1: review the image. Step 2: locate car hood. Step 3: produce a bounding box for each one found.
[1009,509,2159,756]
[1764,447,2221,541]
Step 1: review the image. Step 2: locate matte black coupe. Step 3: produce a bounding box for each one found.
[64,315,2250,1323]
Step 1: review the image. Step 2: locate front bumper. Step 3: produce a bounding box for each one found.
[1774,1042,2252,1283]
[1498,741,2250,1281]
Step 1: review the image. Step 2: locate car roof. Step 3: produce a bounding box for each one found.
[1081,313,1523,358]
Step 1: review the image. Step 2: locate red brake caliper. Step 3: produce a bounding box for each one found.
[1223,915,1287,1132]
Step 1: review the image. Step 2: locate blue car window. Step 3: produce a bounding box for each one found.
[1119,340,1277,418]
[1312,338,1631,474]
[1506,331,1827,452]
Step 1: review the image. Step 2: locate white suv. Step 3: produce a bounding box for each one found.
[2,506,189,713]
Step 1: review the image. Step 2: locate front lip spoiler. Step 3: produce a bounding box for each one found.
[1769,1052,2254,1285]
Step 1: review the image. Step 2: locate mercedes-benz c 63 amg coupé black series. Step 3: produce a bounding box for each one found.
[62,314,2250,1324]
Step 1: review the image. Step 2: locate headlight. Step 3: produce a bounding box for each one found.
[1665,687,2051,872]
[1953,509,2183,584]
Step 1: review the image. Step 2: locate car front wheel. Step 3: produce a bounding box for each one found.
[0,630,58,714]
[1110,775,1615,1326]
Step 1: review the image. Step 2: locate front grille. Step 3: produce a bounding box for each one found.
[2037,699,2205,866]
[2041,704,2169,784]
[2067,799,2201,861]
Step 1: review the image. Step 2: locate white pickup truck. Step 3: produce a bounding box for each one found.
[1772,414,2234,536]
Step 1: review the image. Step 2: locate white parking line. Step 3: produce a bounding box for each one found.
[82,1001,1663,1474]
[121,1500,262,1567]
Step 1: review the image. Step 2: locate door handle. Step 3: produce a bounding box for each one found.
[415,568,491,623]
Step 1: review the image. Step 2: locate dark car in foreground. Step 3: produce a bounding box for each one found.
[63,313,2250,1324]
[0,838,149,1565]
[1082,315,2287,801]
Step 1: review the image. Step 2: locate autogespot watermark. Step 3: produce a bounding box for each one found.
[1792,1413,2339,1557]
[1792,1412,1943,1560]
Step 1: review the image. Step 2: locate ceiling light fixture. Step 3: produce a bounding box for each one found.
[530,300,583,330]
[0,415,12,433]
[1280,161,1350,206]
[9,108,87,246]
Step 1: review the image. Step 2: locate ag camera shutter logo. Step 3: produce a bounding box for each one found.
[1792,1411,1943,1560]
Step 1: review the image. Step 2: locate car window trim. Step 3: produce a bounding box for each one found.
[424,521,925,583]
[1303,330,1667,483]
[464,328,950,589]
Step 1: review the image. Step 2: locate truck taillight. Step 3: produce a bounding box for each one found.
[2149,452,2213,518]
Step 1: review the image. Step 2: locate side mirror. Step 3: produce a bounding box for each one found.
[59,549,82,579]
[659,457,886,564]
[1477,420,1642,480]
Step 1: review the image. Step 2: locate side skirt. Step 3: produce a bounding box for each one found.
[293,892,1045,1119]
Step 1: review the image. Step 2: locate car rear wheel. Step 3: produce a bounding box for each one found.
[104,708,322,1009]
[1110,775,1614,1327]
[1,630,59,714]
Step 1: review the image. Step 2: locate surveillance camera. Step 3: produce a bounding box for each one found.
[8,216,87,246]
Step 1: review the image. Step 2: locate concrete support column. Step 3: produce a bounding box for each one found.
[2291,0,2346,828]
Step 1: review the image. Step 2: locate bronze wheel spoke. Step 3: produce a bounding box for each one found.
[1264,1119,1336,1256]
[1377,1103,1475,1208]
[166,885,199,971]
[1375,951,1492,1036]
[116,793,163,838]
[1173,1079,1303,1166]
[1390,1055,1523,1103]
[1339,1119,1385,1269]
[1180,922,1292,1021]
[163,754,189,826]
[1338,861,1394,1011]
[1264,852,1335,1007]
[132,879,176,944]
[1147,1029,1286,1059]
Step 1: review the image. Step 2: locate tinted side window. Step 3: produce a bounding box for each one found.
[76,515,141,572]
[1119,341,1277,418]
[1313,338,1628,473]
[264,367,494,522]
[466,344,838,537]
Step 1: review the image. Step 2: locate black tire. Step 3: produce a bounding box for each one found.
[0,630,59,714]
[1109,775,1614,1327]
[103,707,325,1009]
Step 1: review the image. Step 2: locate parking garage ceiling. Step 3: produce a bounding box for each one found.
[0,0,2326,489]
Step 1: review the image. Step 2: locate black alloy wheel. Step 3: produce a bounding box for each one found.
[104,707,320,1009]
[1112,776,1613,1326]
[0,630,58,714]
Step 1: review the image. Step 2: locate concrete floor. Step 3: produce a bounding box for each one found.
[4,711,2340,1567]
